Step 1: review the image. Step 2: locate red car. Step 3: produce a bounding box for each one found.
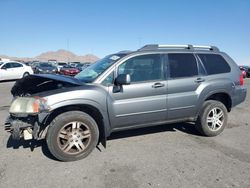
[59,65,80,76]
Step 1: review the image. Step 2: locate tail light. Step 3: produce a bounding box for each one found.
[240,73,244,86]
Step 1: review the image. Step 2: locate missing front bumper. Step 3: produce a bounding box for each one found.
[4,116,39,140]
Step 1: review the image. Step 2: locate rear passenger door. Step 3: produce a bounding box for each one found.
[166,53,204,120]
[11,62,24,79]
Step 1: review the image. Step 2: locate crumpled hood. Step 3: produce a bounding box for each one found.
[11,74,84,96]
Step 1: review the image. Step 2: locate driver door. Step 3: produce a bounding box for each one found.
[107,54,167,129]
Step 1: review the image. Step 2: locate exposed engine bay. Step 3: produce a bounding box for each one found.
[6,74,85,141]
[11,74,83,97]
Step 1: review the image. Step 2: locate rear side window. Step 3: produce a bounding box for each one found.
[198,54,231,75]
[168,53,198,78]
[12,63,23,68]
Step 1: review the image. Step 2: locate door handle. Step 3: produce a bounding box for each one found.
[194,78,205,83]
[152,82,165,88]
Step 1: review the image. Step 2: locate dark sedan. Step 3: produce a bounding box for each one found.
[34,62,58,74]
[59,65,80,76]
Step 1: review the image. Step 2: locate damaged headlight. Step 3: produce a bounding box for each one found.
[9,97,50,114]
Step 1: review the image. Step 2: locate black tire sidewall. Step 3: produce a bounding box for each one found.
[23,72,29,77]
[46,111,99,161]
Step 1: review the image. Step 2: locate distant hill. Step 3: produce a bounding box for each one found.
[0,49,99,63]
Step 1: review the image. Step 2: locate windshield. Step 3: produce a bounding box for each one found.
[75,54,125,82]
[58,63,67,66]
[40,63,53,67]
[0,62,3,66]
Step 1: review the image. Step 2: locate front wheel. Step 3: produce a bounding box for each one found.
[195,100,228,137]
[46,111,99,161]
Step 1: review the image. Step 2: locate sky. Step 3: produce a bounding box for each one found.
[0,0,250,65]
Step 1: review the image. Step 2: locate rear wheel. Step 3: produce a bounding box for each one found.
[46,111,99,161]
[22,72,29,77]
[196,100,228,136]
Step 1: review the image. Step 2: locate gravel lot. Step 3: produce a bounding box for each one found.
[0,79,249,188]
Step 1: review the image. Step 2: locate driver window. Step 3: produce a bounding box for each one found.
[118,54,163,83]
[2,63,12,69]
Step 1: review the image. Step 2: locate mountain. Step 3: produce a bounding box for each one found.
[0,49,99,63]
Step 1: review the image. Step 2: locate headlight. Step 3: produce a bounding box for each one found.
[9,97,49,114]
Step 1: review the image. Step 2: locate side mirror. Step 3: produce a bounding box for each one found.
[1,66,7,70]
[115,74,131,85]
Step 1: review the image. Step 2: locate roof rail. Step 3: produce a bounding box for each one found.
[138,44,219,52]
[192,45,219,52]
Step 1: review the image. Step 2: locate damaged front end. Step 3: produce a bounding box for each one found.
[5,115,40,140]
[5,96,50,140]
[5,74,84,140]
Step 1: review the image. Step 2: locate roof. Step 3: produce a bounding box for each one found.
[137,44,220,53]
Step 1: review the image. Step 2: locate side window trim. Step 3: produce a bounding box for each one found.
[194,53,208,76]
[164,54,170,80]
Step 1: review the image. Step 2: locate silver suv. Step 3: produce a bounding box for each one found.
[5,44,247,161]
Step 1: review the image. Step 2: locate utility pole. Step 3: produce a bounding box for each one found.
[67,38,70,63]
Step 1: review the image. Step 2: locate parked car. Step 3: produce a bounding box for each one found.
[34,62,58,74]
[5,44,247,161]
[239,66,247,78]
[0,61,33,81]
[239,66,250,78]
[69,62,81,67]
[56,62,68,72]
[30,61,40,71]
[59,65,80,76]
[76,63,91,71]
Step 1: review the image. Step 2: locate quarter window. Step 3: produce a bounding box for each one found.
[168,53,198,78]
[118,54,163,83]
[101,71,114,86]
[198,54,231,75]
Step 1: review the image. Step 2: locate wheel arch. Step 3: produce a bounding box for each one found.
[205,92,232,112]
[40,101,110,147]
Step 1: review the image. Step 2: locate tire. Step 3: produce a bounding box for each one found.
[46,111,99,161]
[23,72,30,77]
[195,100,228,137]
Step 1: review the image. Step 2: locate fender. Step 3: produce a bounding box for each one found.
[38,98,111,147]
[195,78,234,117]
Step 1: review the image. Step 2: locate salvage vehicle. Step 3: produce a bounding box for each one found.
[5,44,247,161]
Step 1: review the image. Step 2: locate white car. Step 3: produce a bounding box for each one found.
[56,62,68,72]
[0,61,33,81]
